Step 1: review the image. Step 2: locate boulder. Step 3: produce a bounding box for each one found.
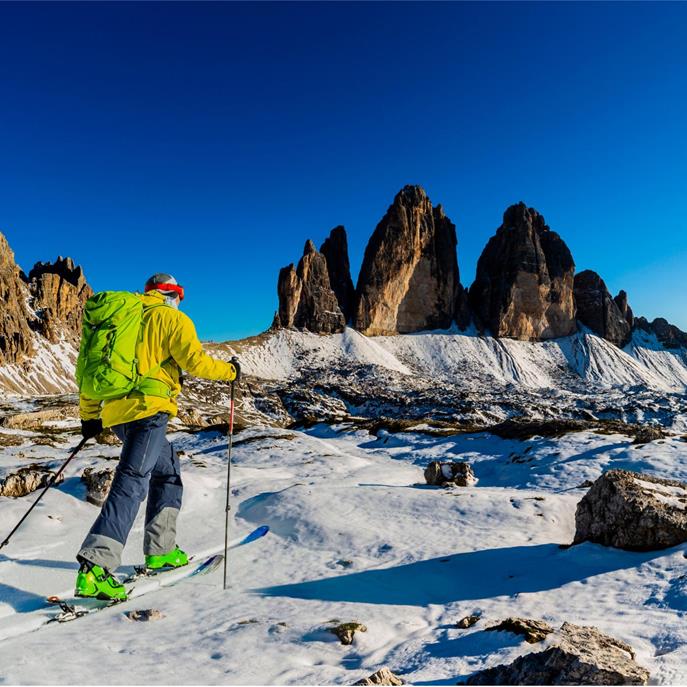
[0,232,35,365]
[328,621,367,645]
[124,609,165,622]
[354,667,405,685]
[320,226,356,323]
[634,316,687,349]
[0,464,63,497]
[486,618,554,644]
[469,203,577,341]
[465,622,649,685]
[277,241,346,333]
[574,270,632,347]
[424,461,477,487]
[573,469,687,550]
[354,185,464,335]
[456,615,481,629]
[81,466,115,506]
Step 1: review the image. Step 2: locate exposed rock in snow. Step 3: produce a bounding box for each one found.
[0,464,63,497]
[485,617,554,644]
[354,667,405,685]
[424,461,477,487]
[81,466,115,506]
[277,240,345,334]
[456,614,481,629]
[0,406,78,430]
[355,185,463,335]
[573,469,687,550]
[124,609,165,622]
[320,226,356,324]
[469,202,577,341]
[465,622,649,685]
[574,270,632,347]
[329,621,367,645]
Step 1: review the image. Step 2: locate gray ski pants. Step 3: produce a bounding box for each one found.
[78,411,182,572]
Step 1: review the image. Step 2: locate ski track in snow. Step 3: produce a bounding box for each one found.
[1,421,687,684]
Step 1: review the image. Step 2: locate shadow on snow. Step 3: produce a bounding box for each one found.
[256,541,669,606]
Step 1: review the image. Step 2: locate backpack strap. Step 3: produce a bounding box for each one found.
[133,302,180,398]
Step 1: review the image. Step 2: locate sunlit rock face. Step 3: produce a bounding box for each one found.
[355,185,464,336]
[469,202,577,341]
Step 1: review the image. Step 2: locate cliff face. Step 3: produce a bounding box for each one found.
[0,233,35,365]
[276,240,346,334]
[574,270,632,347]
[320,226,356,324]
[354,186,464,335]
[26,257,93,343]
[469,203,577,341]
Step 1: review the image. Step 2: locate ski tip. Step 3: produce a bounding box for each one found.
[242,525,270,544]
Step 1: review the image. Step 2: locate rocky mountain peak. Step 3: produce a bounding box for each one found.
[574,270,632,347]
[354,185,465,335]
[25,255,93,343]
[469,203,577,340]
[320,226,355,324]
[276,239,345,334]
[0,231,35,364]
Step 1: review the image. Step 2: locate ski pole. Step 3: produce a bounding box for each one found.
[223,356,238,590]
[0,436,89,551]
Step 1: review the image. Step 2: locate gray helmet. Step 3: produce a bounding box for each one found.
[144,273,184,301]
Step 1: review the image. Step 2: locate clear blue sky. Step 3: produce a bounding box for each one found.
[1,2,685,339]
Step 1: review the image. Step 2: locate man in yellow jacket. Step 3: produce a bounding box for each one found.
[75,273,240,600]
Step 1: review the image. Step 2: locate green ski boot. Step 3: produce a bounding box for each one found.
[145,545,189,571]
[75,562,127,601]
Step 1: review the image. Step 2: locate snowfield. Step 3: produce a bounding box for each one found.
[1,418,687,685]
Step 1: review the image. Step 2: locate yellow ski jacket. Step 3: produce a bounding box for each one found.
[79,290,237,428]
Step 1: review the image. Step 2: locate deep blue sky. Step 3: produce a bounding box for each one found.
[1,2,685,339]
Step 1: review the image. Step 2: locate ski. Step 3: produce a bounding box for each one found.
[0,525,270,634]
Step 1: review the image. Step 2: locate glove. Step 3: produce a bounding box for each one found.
[81,419,103,440]
[229,358,241,383]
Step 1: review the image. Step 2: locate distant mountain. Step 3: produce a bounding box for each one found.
[0,231,91,395]
[273,185,687,350]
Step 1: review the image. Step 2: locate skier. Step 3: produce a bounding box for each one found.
[74,273,240,601]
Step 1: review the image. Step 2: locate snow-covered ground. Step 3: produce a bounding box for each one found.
[1,417,687,684]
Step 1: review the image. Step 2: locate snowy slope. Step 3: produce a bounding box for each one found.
[2,326,686,398]
[1,417,687,684]
[233,327,687,393]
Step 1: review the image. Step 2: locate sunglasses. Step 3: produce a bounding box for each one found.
[145,283,185,301]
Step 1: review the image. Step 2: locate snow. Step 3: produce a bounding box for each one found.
[1,419,687,684]
[235,327,687,393]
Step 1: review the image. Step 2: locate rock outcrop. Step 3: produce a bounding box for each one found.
[26,256,93,343]
[276,241,345,334]
[574,270,632,347]
[0,464,64,498]
[573,469,687,550]
[320,226,356,324]
[355,186,464,335]
[0,232,35,365]
[485,618,554,644]
[424,461,477,487]
[465,622,649,685]
[613,290,634,328]
[354,667,405,686]
[469,203,576,341]
[634,316,687,349]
